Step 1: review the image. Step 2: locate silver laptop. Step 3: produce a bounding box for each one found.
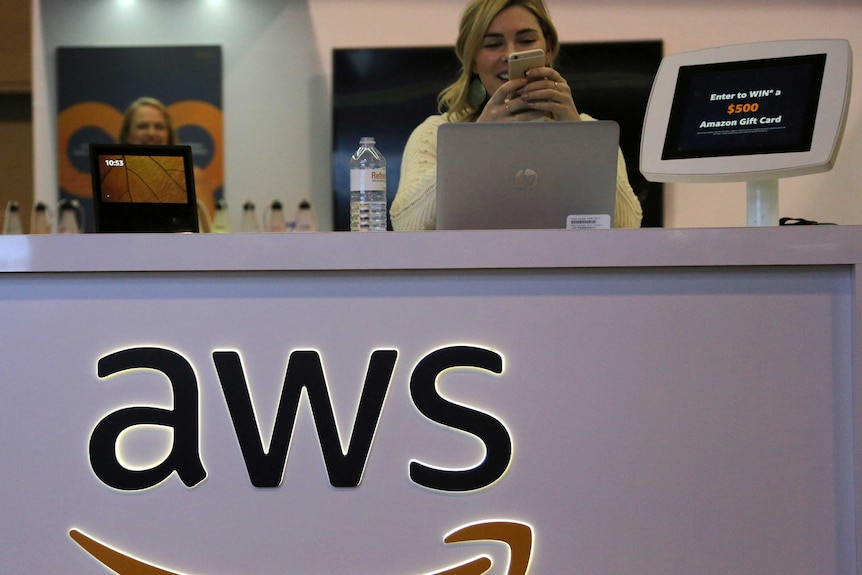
[436,120,619,230]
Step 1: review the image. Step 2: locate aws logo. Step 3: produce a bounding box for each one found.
[76,347,530,573]
[90,345,513,493]
[70,520,534,575]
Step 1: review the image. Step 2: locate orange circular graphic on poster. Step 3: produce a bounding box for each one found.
[169,100,224,214]
[57,102,123,199]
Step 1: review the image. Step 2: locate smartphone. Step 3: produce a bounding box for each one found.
[508,49,546,79]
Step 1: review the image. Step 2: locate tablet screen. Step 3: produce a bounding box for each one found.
[661,54,825,160]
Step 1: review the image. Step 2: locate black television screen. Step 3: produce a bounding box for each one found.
[332,41,664,230]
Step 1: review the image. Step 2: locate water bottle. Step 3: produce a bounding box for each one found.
[3,201,23,234]
[294,199,317,232]
[213,199,232,233]
[240,200,260,232]
[350,137,387,231]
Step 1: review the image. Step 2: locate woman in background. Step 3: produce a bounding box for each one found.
[390,0,643,230]
[119,96,175,146]
[117,97,215,231]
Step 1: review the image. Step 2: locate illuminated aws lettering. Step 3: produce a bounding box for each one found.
[409,346,511,492]
[213,349,396,488]
[88,345,511,493]
[89,348,206,490]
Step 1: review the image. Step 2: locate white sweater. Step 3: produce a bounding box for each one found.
[390,113,644,231]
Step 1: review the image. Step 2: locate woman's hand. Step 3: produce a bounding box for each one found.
[519,66,581,121]
[476,67,581,123]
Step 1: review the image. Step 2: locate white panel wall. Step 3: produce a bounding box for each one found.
[34,0,862,229]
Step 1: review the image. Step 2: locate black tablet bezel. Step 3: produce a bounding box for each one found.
[660,54,825,161]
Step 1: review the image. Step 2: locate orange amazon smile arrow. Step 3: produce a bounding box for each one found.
[70,520,533,575]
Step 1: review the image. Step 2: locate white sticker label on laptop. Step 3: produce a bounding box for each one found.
[567,214,611,230]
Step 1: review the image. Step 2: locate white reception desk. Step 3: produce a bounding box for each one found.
[1,227,859,575]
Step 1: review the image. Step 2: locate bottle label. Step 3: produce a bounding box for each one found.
[350,168,386,192]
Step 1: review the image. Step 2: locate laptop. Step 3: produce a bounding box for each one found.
[89,144,199,233]
[435,120,619,230]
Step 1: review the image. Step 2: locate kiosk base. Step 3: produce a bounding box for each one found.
[747,179,779,226]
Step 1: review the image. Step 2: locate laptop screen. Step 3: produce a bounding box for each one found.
[90,144,199,232]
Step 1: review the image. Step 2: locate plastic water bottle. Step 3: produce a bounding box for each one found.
[350,137,387,231]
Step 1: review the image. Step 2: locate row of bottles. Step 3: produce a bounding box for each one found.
[206,135,392,234]
[3,200,85,235]
[207,198,318,233]
[208,134,392,234]
[3,137,387,235]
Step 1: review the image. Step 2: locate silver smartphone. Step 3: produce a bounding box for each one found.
[508,49,545,79]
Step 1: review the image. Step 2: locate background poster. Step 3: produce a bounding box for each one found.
[57,46,223,231]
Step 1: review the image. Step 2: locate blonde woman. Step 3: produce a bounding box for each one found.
[119,96,176,146]
[390,0,643,230]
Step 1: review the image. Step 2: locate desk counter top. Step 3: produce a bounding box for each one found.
[1,226,860,274]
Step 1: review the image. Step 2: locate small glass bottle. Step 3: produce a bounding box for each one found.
[266,200,287,232]
[294,199,317,232]
[56,199,83,234]
[31,202,52,234]
[3,201,23,234]
[213,199,232,233]
[240,200,260,232]
[349,137,387,231]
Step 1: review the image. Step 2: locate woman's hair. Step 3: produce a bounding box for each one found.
[438,0,560,122]
[118,96,176,145]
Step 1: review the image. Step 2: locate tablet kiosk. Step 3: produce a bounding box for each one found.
[90,144,199,233]
[640,39,852,225]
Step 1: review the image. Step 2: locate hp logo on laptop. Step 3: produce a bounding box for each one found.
[514,168,539,191]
